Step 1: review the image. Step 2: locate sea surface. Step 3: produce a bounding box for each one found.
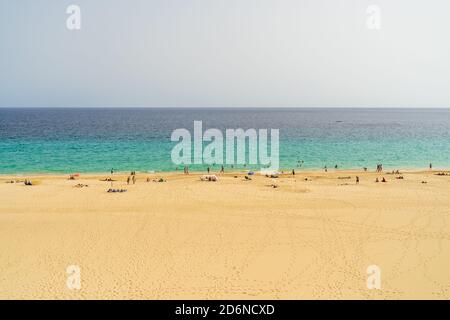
[0,108,449,174]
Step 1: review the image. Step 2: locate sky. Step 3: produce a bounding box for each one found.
[1,0,449,108]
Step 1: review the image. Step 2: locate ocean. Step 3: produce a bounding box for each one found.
[0,108,449,174]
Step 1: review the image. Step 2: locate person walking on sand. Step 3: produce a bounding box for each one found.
[356,176,359,184]
[430,163,432,170]
[292,169,295,176]
[221,165,224,173]
[132,175,136,185]
[207,166,210,174]
[127,176,131,185]
[110,168,114,188]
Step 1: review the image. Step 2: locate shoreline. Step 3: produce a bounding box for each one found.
[1,168,449,179]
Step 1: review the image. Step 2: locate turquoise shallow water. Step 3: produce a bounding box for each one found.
[0,108,449,174]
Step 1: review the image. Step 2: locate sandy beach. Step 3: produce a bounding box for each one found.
[1,169,449,299]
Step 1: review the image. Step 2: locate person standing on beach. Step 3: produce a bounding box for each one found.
[110,168,114,188]
[132,175,136,185]
[207,166,210,173]
[127,176,131,185]
[292,169,295,176]
[356,176,359,184]
[430,163,432,170]
[221,165,224,173]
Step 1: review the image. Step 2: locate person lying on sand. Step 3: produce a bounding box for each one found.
[74,183,88,188]
[107,188,127,193]
[200,175,218,182]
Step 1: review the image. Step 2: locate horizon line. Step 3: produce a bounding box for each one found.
[1,106,450,109]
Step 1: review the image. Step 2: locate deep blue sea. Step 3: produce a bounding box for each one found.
[0,108,449,174]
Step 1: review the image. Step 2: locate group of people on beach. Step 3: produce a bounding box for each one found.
[323,164,339,172]
[206,165,225,174]
[127,171,136,185]
[179,165,227,175]
[102,160,438,190]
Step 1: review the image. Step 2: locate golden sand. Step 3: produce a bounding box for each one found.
[0,170,449,299]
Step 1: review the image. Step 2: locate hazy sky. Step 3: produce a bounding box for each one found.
[1,0,449,107]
